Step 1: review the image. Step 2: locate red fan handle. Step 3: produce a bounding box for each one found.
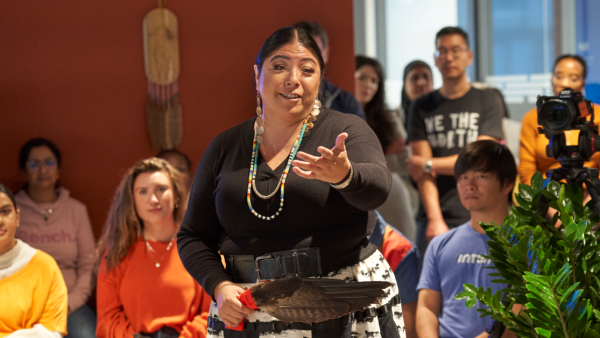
[225,288,259,331]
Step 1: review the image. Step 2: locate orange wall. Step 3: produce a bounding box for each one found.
[0,1,357,239]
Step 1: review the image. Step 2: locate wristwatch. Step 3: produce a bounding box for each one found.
[423,158,433,174]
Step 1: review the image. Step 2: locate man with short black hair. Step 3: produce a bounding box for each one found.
[416,140,516,338]
[407,26,505,256]
[295,21,366,121]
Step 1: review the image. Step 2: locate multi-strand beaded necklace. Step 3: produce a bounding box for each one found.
[247,122,307,220]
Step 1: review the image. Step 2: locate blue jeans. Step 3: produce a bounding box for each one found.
[415,218,428,264]
[66,304,97,338]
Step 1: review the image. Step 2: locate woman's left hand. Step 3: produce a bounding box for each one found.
[292,132,351,184]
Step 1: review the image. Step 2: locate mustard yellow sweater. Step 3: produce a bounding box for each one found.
[0,246,68,337]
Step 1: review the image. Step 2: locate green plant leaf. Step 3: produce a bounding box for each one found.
[465,296,477,308]
[465,178,600,337]
[559,282,581,304]
[586,329,600,338]
[531,171,544,191]
[516,193,532,210]
[559,185,566,205]
[527,296,558,316]
[554,263,572,289]
[546,181,561,199]
[454,290,472,299]
[519,183,535,202]
[492,290,502,310]
[535,327,555,338]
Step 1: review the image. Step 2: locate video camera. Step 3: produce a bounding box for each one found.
[537,88,599,161]
[535,88,600,221]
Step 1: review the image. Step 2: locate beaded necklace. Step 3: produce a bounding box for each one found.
[247,122,307,220]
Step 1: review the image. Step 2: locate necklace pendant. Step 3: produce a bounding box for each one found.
[156,263,160,268]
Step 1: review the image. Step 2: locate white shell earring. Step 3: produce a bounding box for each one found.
[255,92,265,144]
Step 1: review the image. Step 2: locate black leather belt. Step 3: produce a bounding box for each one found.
[227,247,322,283]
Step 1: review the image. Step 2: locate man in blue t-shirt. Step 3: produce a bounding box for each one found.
[416,140,517,338]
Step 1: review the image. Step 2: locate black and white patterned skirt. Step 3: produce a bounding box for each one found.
[206,250,406,338]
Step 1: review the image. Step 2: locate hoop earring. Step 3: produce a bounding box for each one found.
[255,92,264,144]
[304,99,321,136]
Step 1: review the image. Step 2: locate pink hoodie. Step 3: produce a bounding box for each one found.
[15,187,96,312]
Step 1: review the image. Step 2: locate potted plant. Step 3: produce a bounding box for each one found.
[456,171,600,337]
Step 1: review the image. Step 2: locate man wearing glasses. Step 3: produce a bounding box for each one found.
[406,27,505,257]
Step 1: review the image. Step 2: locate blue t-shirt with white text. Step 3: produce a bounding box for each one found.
[417,222,507,338]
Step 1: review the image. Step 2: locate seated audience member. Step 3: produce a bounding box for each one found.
[369,212,420,338]
[400,60,433,131]
[96,158,210,338]
[407,27,504,258]
[0,183,68,337]
[519,54,600,185]
[156,148,193,193]
[399,60,434,215]
[355,55,416,241]
[416,140,516,338]
[295,21,366,121]
[14,138,96,338]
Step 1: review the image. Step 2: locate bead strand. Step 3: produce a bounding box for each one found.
[247,122,307,220]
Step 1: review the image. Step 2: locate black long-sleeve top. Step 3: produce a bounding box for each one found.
[177,108,392,298]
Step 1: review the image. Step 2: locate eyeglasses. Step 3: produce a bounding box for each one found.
[26,158,58,170]
[435,48,468,58]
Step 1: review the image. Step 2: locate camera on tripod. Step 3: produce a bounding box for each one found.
[537,88,599,161]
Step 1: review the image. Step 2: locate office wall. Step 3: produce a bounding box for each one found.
[0,1,356,238]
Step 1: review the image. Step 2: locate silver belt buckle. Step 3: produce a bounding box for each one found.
[255,255,272,283]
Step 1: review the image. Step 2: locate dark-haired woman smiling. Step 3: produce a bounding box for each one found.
[355,55,416,241]
[178,27,404,337]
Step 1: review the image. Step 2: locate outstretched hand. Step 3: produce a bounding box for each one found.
[292,132,352,184]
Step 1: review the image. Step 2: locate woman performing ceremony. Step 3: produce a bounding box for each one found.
[177,26,405,338]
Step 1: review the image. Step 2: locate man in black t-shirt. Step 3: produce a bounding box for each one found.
[406,27,504,257]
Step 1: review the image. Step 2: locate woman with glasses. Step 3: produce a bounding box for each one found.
[519,54,600,186]
[15,138,97,338]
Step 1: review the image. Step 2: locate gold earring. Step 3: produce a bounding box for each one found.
[255,92,264,144]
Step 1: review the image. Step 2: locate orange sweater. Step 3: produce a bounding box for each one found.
[96,238,211,338]
[519,105,600,185]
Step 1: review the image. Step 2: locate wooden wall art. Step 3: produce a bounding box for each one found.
[143,0,183,151]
